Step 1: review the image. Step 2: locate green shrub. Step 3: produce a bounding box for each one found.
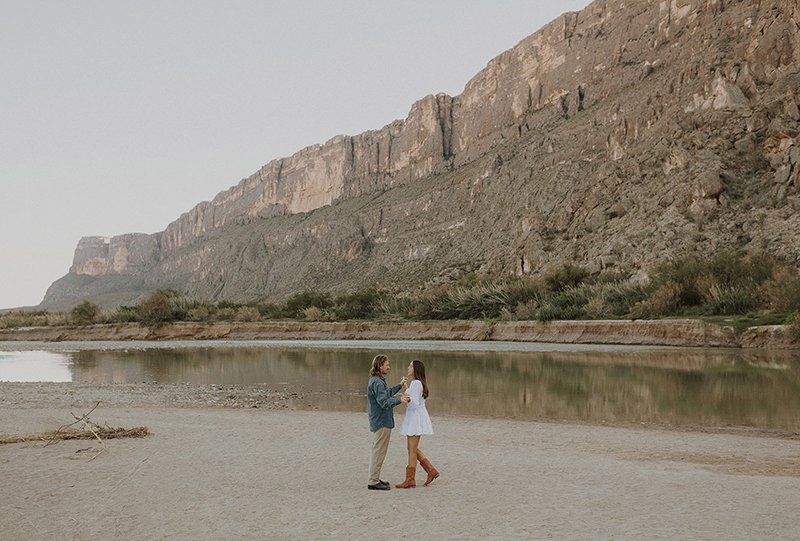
[333,290,385,320]
[302,306,327,321]
[0,310,51,329]
[504,278,544,307]
[598,282,650,316]
[703,283,757,315]
[548,287,589,310]
[256,303,283,320]
[136,289,187,327]
[217,300,242,311]
[537,303,585,321]
[514,299,541,320]
[631,281,682,318]
[0,315,21,329]
[283,291,333,318]
[706,252,750,288]
[544,264,589,292]
[216,307,237,321]
[652,257,705,306]
[235,306,261,322]
[430,283,509,319]
[375,295,417,319]
[759,265,800,312]
[787,313,800,343]
[113,305,139,323]
[70,301,100,325]
[531,285,603,320]
[780,280,800,313]
[185,300,217,322]
[0,310,52,329]
[45,312,69,326]
[583,296,607,318]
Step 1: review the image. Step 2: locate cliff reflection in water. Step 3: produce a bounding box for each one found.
[68,346,800,431]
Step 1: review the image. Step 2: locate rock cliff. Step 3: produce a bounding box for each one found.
[46,0,800,309]
[70,234,159,276]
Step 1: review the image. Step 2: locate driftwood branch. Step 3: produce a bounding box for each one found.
[0,402,149,449]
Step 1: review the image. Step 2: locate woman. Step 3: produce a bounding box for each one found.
[395,359,439,488]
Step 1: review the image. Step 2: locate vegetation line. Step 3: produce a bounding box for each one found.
[3,252,800,342]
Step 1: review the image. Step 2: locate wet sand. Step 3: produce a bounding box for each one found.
[1,382,799,540]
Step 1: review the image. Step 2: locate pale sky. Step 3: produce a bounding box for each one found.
[0,0,592,310]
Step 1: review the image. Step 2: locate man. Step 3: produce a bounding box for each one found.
[367,354,409,491]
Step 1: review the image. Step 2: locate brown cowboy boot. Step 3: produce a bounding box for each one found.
[394,466,416,488]
[418,456,439,486]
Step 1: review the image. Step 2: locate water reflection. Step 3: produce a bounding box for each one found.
[2,345,800,431]
[0,351,71,382]
[67,346,800,431]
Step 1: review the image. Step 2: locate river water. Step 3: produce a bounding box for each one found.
[2,340,799,431]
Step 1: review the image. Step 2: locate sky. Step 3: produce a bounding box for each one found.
[0,0,593,310]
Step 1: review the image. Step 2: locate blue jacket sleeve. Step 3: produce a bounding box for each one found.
[373,379,401,410]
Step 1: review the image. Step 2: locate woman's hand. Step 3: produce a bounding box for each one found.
[401,376,409,388]
[400,394,411,404]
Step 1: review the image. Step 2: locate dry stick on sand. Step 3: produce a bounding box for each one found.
[0,401,149,453]
[64,402,107,460]
[45,400,102,447]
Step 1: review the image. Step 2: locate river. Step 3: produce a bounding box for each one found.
[2,340,799,431]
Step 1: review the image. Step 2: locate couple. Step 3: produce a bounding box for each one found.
[367,354,439,491]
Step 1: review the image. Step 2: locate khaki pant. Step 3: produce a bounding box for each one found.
[368,427,392,485]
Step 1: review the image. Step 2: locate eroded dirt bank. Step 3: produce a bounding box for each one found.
[0,319,795,348]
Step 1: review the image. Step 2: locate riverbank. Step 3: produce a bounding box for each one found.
[0,319,796,348]
[1,382,798,540]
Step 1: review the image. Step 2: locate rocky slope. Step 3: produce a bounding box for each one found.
[42,0,800,309]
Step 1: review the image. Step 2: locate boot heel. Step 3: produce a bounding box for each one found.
[424,472,439,486]
[395,466,417,489]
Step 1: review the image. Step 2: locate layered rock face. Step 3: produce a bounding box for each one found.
[46,0,800,309]
[70,237,112,277]
[158,94,456,254]
[70,234,159,276]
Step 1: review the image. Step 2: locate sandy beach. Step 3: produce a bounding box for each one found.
[1,382,799,540]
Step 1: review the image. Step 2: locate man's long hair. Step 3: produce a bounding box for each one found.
[412,359,429,399]
[369,354,389,377]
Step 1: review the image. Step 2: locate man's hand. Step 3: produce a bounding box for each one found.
[401,376,409,388]
[400,394,411,404]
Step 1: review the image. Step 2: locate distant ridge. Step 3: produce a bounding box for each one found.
[43,0,800,309]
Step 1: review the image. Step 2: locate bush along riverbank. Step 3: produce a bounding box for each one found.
[3,252,800,346]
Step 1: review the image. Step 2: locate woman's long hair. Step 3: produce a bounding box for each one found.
[412,359,429,399]
[369,355,389,377]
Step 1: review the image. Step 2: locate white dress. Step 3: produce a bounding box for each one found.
[399,380,434,436]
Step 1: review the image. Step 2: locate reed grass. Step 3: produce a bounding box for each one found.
[5,252,800,326]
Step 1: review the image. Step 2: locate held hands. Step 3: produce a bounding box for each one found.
[400,376,411,405]
[399,377,411,404]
